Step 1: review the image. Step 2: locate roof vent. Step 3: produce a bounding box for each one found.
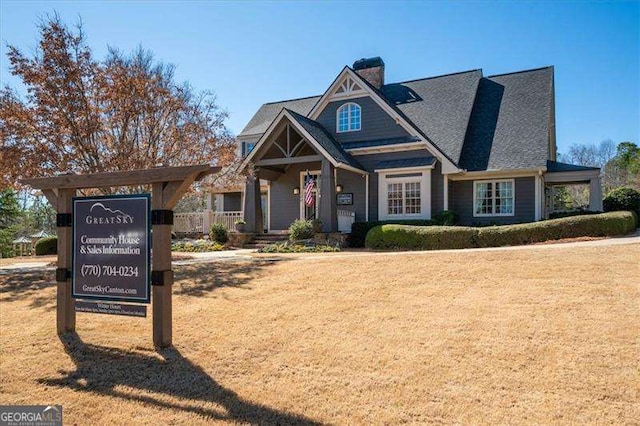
[352,57,385,89]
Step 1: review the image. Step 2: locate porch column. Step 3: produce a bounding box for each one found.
[589,176,603,211]
[243,175,263,233]
[319,159,338,232]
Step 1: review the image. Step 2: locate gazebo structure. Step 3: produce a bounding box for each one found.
[12,236,32,257]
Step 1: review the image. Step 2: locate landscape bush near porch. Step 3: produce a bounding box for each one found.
[34,236,57,255]
[365,211,637,250]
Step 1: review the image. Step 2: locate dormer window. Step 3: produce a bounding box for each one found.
[337,102,361,133]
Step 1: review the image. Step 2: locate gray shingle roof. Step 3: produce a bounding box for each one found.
[458,67,554,171]
[546,160,600,172]
[375,157,436,170]
[240,66,555,173]
[380,70,482,166]
[239,96,321,136]
[285,110,364,171]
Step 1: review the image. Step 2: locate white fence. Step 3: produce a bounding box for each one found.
[175,210,353,234]
[337,209,356,233]
[173,212,205,234]
[211,211,243,231]
[173,210,244,234]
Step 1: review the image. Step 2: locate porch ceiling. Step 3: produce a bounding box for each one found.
[545,169,600,184]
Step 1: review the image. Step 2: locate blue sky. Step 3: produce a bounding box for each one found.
[1,1,638,154]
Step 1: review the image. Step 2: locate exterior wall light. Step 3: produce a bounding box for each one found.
[336,184,343,193]
[293,187,300,195]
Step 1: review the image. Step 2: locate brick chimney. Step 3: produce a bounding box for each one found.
[353,57,385,89]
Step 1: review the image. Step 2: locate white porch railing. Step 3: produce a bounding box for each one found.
[173,210,244,234]
[337,209,355,233]
[175,210,353,233]
[211,211,243,231]
[173,212,205,234]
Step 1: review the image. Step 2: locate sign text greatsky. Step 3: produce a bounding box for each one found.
[72,195,150,303]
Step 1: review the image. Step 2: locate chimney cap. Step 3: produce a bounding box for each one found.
[353,57,384,70]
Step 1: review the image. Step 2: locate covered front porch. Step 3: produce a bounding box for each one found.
[240,109,367,234]
[544,161,603,217]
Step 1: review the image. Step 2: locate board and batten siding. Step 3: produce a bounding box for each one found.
[431,161,444,216]
[452,176,536,225]
[269,161,319,231]
[335,169,367,222]
[315,96,411,143]
[223,192,242,211]
[352,149,438,222]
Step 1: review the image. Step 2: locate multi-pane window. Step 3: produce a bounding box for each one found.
[387,183,403,215]
[405,182,421,214]
[387,181,421,215]
[474,180,514,216]
[337,103,361,132]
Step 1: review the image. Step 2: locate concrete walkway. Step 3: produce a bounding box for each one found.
[1,232,638,273]
[0,248,256,273]
[172,249,255,265]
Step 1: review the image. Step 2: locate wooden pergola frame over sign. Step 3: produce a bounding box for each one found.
[22,164,220,348]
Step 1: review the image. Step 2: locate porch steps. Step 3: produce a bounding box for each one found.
[246,233,290,249]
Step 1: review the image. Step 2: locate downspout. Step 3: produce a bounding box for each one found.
[365,174,369,221]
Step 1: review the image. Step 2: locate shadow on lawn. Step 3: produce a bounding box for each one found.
[39,333,320,425]
[173,259,289,297]
[0,258,289,309]
[0,270,56,311]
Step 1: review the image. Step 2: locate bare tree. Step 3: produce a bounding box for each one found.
[0,15,237,190]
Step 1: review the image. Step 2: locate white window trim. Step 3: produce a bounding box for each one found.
[377,168,431,220]
[336,102,361,133]
[473,179,516,217]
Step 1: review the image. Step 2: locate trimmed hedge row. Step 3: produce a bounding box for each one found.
[348,220,433,248]
[365,211,637,251]
[35,236,57,255]
[348,211,460,247]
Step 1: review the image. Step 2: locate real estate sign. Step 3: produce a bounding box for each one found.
[72,195,151,303]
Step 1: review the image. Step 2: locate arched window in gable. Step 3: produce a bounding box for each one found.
[336,102,361,133]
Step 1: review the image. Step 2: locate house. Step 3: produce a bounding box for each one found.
[211,57,602,234]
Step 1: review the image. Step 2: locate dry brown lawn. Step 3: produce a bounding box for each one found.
[1,244,639,425]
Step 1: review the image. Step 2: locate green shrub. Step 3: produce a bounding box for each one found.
[35,236,57,255]
[209,223,228,244]
[171,239,224,252]
[366,225,478,250]
[289,219,314,240]
[365,212,637,251]
[432,210,459,226]
[259,242,340,253]
[348,219,433,248]
[603,187,640,225]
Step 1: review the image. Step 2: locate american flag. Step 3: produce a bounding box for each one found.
[304,173,315,207]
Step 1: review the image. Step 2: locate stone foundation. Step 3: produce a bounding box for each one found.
[227,232,253,248]
[313,232,348,248]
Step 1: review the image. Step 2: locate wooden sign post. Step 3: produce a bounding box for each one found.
[22,164,219,348]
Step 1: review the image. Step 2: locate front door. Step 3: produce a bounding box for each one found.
[300,171,320,220]
[261,192,268,231]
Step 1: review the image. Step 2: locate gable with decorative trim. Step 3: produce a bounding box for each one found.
[316,96,411,144]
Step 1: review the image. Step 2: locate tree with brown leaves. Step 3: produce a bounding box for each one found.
[0,15,236,190]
